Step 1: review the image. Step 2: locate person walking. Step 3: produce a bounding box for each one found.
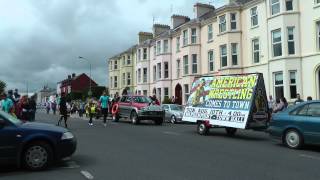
[20,95,30,121]
[1,93,14,114]
[57,93,68,128]
[88,100,96,126]
[29,95,37,121]
[99,91,110,127]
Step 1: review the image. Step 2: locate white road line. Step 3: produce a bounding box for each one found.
[81,170,94,180]
[300,154,320,161]
[163,131,181,136]
[61,161,80,169]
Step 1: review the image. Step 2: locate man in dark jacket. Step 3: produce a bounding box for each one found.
[57,93,68,128]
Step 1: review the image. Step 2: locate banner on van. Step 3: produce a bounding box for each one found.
[182,74,267,129]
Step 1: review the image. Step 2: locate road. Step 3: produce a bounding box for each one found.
[1,112,320,180]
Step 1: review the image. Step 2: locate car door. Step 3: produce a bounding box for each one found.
[123,96,133,116]
[162,105,170,121]
[303,103,320,144]
[0,116,19,163]
[118,96,127,117]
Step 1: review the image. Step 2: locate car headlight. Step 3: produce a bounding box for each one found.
[61,132,74,140]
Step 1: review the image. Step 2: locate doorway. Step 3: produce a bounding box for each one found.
[175,84,182,105]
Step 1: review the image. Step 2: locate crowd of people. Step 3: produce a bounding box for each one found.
[0,89,37,121]
[268,93,313,113]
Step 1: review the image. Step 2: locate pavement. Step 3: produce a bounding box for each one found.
[1,112,320,180]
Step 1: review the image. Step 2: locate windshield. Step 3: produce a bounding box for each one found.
[170,105,183,111]
[133,96,152,103]
[0,110,22,125]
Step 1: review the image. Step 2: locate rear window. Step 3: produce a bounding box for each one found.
[307,103,320,117]
[133,96,151,103]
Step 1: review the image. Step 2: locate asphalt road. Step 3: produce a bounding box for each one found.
[1,112,320,180]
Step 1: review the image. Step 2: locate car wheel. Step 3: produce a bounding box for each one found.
[130,111,139,125]
[170,115,177,124]
[225,127,237,136]
[23,141,53,171]
[197,122,209,135]
[284,129,303,149]
[155,118,163,125]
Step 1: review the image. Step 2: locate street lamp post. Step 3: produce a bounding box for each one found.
[78,56,92,97]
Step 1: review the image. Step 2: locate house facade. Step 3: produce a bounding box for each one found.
[108,0,320,105]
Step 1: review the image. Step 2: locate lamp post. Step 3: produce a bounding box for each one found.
[78,56,92,97]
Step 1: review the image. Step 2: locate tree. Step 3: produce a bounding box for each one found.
[0,80,6,94]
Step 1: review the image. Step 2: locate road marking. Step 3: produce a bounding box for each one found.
[163,131,180,136]
[300,154,320,161]
[81,170,94,180]
[61,161,80,169]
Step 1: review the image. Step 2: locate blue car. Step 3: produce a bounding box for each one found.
[268,101,320,149]
[0,111,77,170]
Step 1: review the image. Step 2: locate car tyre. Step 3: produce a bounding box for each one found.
[130,111,139,125]
[225,127,237,136]
[23,141,53,171]
[170,115,177,124]
[284,129,303,149]
[197,122,209,135]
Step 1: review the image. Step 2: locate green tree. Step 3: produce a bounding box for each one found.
[0,80,6,94]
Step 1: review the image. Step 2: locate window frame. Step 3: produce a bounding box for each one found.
[208,24,213,41]
[252,38,260,63]
[143,48,147,60]
[156,41,161,55]
[164,87,169,100]
[219,15,227,33]
[287,26,295,55]
[153,65,156,81]
[317,21,320,51]
[272,29,282,57]
[114,60,118,69]
[127,72,131,85]
[285,0,293,11]
[164,62,169,78]
[184,84,190,103]
[271,0,280,15]
[183,30,188,46]
[208,50,214,72]
[220,44,228,68]
[230,13,237,30]
[192,54,197,74]
[176,37,180,52]
[143,68,147,83]
[122,72,126,85]
[177,59,181,78]
[138,49,141,61]
[114,76,118,88]
[250,7,258,27]
[127,55,131,65]
[183,55,189,75]
[231,43,238,66]
[289,70,297,99]
[163,39,169,53]
[191,28,197,44]
[157,63,161,79]
[274,72,284,99]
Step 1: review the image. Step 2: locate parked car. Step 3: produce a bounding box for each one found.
[116,95,165,125]
[162,104,184,124]
[0,110,77,170]
[268,101,320,149]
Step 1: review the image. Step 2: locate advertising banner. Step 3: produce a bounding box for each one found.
[182,74,268,129]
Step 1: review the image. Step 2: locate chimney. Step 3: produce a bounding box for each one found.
[171,15,190,29]
[68,75,71,79]
[138,32,153,44]
[72,73,76,78]
[193,3,215,18]
[152,24,170,38]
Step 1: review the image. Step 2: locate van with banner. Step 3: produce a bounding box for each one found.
[182,73,269,136]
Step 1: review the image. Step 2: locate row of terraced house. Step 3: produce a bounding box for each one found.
[108,0,320,105]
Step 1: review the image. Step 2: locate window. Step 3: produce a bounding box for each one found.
[153,65,156,81]
[163,40,169,53]
[183,55,189,75]
[220,45,227,67]
[317,0,320,4]
[127,55,131,65]
[286,0,293,11]
[251,7,258,27]
[317,21,320,51]
[231,43,238,65]
[110,61,113,70]
[157,88,161,101]
[307,103,320,117]
[177,59,181,78]
[287,27,295,55]
[191,28,197,44]
[114,76,118,88]
[271,0,280,15]
[230,13,237,30]
[127,72,131,85]
[122,73,126,85]
[192,54,197,74]
[272,29,282,57]
[274,72,284,99]
[157,63,161,79]
[114,61,118,69]
[164,87,169,99]
[122,56,125,65]
[184,84,189,103]
[153,46,156,57]
[110,77,113,88]
[289,71,297,99]
[143,90,148,96]
[208,24,213,41]
[136,71,138,84]
[208,50,214,72]
[157,41,161,55]
[143,48,147,60]
[138,69,141,83]
[164,62,169,78]
[219,15,226,33]
[176,37,180,52]
[138,49,141,61]
[143,68,147,83]
[183,30,188,46]
[252,39,260,63]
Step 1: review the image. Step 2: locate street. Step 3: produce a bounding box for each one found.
[1,112,320,180]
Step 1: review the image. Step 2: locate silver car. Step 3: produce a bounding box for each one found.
[162,104,184,124]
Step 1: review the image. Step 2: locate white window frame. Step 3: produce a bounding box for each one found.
[191,28,197,44]
[143,90,148,96]
[164,87,169,100]
[252,38,260,63]
[122,72,126,85]
[230,13,237,30]
[251,7,258,27]
[285,0,293,11]
[184,84,189,103]
[317,21,320,51]
[164,62,169,78]
[220,45,227,68]
[219,15,226,33]
[183,55,189,75]
[176,37,180,52]
[157,88,161,101]
[208,50,214,72]
[143,68,147,83]
[231,43,238,66]
[192,54,197,74]
[138,49,141,61]
[110,61,113,70]
[183,30,188,46]
[153,46,156,57]
[127,72,131,85]
[137,69,141,83]
[153,65,156,81]
[143,48,147,60]
[114,60,118,69]
[122,56,125,66]
[127,55,131,65]
[287,27,295,55]
[274,72,284,99]
[157,63,161,79]
[156,41,161,55]
[289,70,297,99]
[208,24,213,41]
[272,29,282,57]
[177,59,181,78]
[271,0,280,15]
[114,76,118,88]
[163,40,169,53]
[110,77,113,88]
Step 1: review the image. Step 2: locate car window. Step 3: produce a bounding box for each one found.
[133,96,151,103]
[307,103,320,117]
[0,111,21,125]
[126,97,132,103]
[291,104,309,116]
[163,105,169,110]
[170,105,183,111]
[120,96,127,102]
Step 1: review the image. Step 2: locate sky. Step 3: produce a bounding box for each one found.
[0,0,226,93]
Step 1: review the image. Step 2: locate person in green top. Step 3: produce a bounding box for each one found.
[99,91,110,127]
[1,93,14,114]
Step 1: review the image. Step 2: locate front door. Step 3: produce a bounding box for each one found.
[175,84,182,105]
[0,118,19,163]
